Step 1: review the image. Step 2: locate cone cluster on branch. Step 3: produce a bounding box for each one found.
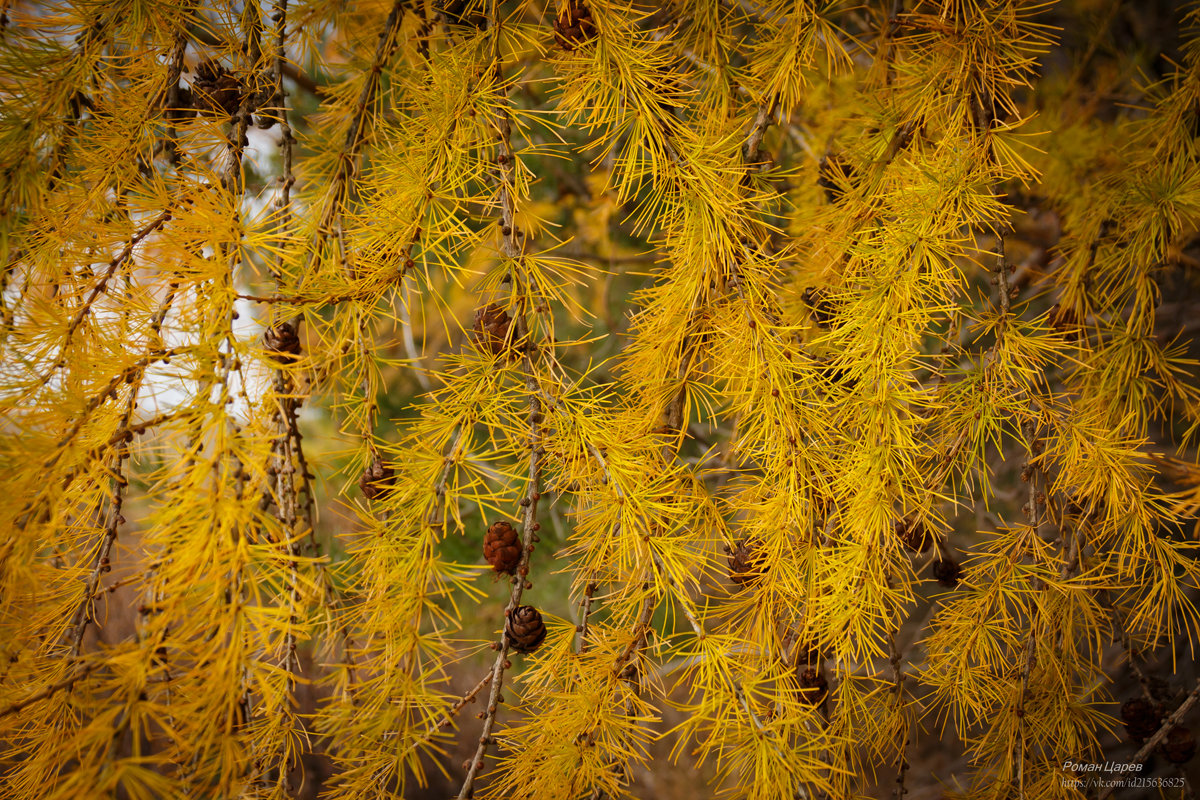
[1121,698,1196,764]
[191,59,247,118]
[169,61,278,128]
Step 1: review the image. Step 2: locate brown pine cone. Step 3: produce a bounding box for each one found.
[895,516,934,554]
[797,667,828,706]
[263,323,301,364]
[505,605,546,654]
[1163,726,1196,764]
[553,0,597,51]
[359,458,394,501]
[471,303,514,357]
[483,520,522,575]
[932,557,961,588]
[726,540,766,586]
[192,59,245,118]
[1120,698,1162,741]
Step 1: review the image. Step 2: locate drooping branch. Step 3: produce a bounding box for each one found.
[0,662,104,719]
[313,0,407,242]
[64,434,131,657]
[454,36,549,796]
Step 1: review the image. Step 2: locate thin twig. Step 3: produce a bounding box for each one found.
[420,671,493,741]
[887,630,909,800]
[455,394,543,799]
[0,662,105,719]
[65,451,128,657]
[32,205,175,393]
[577,580,597,654]
[60,350,150,657]
[314,0,406,240]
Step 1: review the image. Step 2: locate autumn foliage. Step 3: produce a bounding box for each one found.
[2,1,1200,798]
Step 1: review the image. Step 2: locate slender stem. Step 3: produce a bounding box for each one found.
[416,671,494,742]
[887,628,909,800]
[313,0,406,244]
[0,662,104,719]
[577,580,597,654]
[66,453,127,657]
[38,206,174,388]
[456,390,543,799]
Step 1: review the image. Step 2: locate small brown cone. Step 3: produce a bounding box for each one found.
[1120,698,1162,741]
[1163,726,1196,764]
[359,458,394,501]
[505,605,546,654]
[726,540,766,586]
[797,667,828,706]
[933,557,961,588]
[895,516,934,554]
[471,303,514,357]
[554,0,597,51]
[192,59,245,118]
[263,323,301,364]
[483,521,522,575]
